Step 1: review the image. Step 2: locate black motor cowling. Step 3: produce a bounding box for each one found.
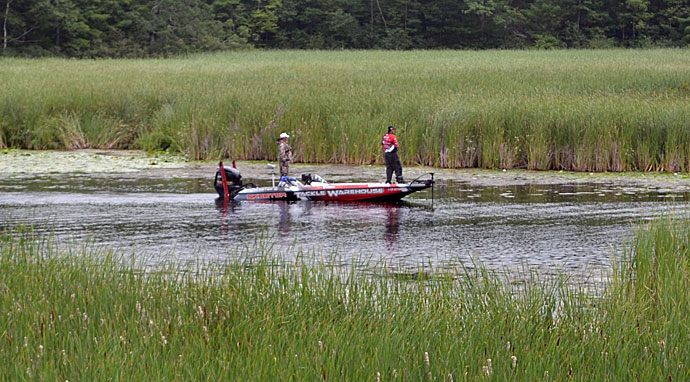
[214,165,243,198]
[220,166,242,186]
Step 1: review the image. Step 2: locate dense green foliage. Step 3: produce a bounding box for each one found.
[2,0,689,57]
[2,216,690,379]
[2,50,690,171]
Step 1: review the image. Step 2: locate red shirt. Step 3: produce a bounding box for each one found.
[382,133,399,152]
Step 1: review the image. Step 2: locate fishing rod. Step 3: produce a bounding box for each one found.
[408,172,435,208]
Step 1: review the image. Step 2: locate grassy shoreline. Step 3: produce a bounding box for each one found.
[2,217,690,380]
[2,50,690,172]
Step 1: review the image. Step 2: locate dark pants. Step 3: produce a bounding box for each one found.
[384,151,403,183]
[279,161,289,177]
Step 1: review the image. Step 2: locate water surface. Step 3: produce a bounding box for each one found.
[2,172,688,280]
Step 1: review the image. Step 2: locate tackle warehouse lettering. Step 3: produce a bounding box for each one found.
[247,192,288,200]
[325,188,387,197]
[302,190,327,197]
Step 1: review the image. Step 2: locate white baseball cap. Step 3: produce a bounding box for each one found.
[279,132,290,139]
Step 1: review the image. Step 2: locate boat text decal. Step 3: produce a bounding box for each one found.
[247,192,287,200]
[325,188,387,197]
[302,190,327,197]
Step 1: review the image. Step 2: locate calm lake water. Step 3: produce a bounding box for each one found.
[2,171,689,281]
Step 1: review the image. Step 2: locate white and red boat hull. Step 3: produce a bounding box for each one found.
[299,183,425,201]
[214,162,434,202]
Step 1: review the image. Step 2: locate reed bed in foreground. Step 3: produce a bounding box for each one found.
[2,218,689,380]
[2,50,690,171]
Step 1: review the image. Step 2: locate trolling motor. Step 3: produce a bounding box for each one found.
[408,172,435,207]
[215,161,252,199]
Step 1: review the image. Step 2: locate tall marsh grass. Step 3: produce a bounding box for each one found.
[2,218,690,380]
[2,50,690,170]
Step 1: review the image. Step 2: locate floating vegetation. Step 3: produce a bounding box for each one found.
[0,149,187,174]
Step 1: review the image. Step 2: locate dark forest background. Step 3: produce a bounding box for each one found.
[2,0,689,57]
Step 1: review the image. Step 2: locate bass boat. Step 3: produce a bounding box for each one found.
[214,162,434,202]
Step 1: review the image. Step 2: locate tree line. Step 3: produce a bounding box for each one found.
[2,0,689,57]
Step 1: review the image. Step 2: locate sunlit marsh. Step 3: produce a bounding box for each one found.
[2,50,689,171]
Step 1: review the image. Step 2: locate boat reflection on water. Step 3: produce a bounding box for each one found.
[384,204,401,251]
[215,198,235,235]
[214,197,426,258]
[278,201,292,237]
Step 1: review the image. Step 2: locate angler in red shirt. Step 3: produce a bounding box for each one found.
[382,125,404,184]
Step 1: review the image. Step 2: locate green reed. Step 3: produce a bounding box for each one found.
[2,217,689,380]
[2,50,689,170]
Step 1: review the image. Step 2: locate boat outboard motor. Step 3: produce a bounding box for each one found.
[214,165,244,198]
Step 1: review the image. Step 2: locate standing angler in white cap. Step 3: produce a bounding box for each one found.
[277,132,292,177]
